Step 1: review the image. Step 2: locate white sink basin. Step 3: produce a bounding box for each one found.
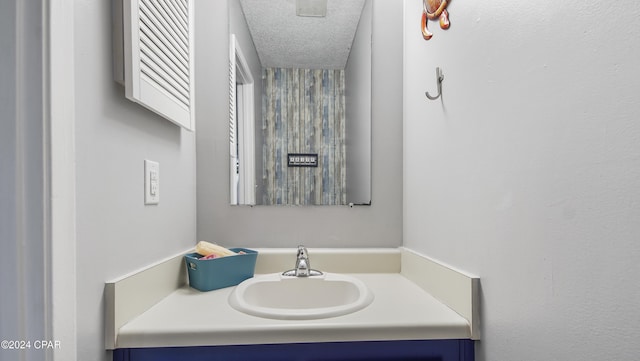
[228,273,374,320]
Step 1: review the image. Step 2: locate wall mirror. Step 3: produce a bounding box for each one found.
[229,0,372,206]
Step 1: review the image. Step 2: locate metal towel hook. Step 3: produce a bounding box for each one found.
[425,67,444,100]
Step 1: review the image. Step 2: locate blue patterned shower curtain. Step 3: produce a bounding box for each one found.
[262,68,346,205]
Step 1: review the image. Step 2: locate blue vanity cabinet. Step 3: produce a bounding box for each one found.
[113,339,474,361]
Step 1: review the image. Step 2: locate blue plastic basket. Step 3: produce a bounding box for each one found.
[185,248,258,291]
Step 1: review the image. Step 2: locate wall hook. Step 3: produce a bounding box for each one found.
[425,67,444,100]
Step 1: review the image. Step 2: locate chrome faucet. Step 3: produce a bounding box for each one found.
[282,245,323,277]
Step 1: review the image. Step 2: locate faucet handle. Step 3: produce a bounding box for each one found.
[297,245,308,259]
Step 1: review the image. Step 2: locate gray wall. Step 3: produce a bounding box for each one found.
[197,0,403,248]
[73,2,197,360]
[1,2,48,360]
[403,0,640,360]
[345,0,372,205]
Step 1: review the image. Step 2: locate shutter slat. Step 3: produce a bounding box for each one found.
[164,0,188,34]
[139,1,188,61]
[140,24,189,81]
[139,29,189,89]
[171,0,188,21]
[140,67,189,108]
[140,51,189,104]
[147,0,188,48]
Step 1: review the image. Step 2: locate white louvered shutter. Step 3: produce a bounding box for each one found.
[229,35,239,204]
[229,35,238,158]
[123,0,195,131]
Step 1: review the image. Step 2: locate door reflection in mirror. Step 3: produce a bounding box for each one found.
[230,35,256,205]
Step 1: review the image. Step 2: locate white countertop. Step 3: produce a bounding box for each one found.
[116,273,470,348]
[106,248,480,349]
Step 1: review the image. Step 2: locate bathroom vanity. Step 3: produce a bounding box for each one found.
[113,339,473,361]
[106,248,480,361]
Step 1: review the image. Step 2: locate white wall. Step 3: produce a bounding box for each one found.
[197,0,403,248]
[403,1,640,360]
[72,2,197,360]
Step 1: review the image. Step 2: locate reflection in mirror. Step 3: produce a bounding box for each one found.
[230,0,371,206]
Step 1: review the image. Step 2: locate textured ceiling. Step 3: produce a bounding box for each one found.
[239,0,366,69]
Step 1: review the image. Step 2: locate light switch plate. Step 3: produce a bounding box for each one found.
[144,160,159,205]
